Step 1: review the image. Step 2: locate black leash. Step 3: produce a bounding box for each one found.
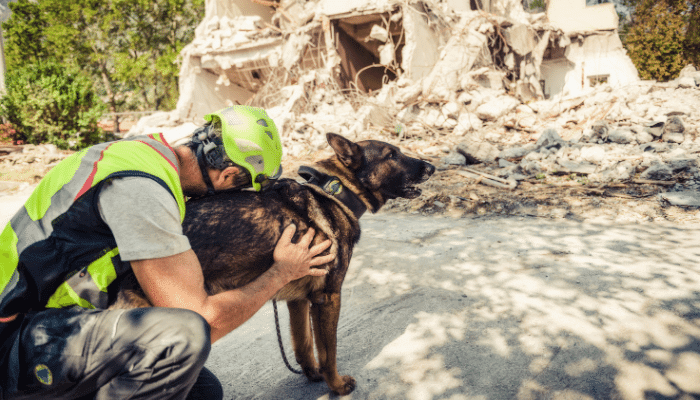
[272,299,304,375]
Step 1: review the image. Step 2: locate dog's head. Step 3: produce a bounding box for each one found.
[327,133,435,200]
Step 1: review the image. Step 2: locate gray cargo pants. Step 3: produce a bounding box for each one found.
[0,307,223,400]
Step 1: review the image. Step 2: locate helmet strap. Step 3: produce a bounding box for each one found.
[191,126,218,196]
[195,144,217,196]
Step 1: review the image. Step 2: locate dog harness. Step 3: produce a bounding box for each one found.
[297,166,367,219]
[0,133,186,316]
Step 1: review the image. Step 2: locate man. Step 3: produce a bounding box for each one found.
[0,105,333,399]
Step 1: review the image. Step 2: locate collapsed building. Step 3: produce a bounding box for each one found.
[131,0,640,143]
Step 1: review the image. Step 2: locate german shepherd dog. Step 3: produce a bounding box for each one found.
[116,133,435,395]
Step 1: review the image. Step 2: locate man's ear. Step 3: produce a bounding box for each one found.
[327,133,362,169]
[212,165,244,190]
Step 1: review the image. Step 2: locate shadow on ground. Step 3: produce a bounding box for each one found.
[207,214,700,400]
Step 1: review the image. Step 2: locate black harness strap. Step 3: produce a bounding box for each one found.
[297,166,367,219]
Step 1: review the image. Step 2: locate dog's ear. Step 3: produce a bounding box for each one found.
[327,133,362,169]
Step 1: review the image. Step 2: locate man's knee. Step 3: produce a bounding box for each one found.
[119,307,211,365]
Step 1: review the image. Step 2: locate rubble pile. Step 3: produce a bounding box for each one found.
[123,0,700,217]
[0,144,71,182]
[4,0,697,221]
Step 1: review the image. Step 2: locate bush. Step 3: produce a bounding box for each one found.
[0,60,105,149]
[0,123,19,144]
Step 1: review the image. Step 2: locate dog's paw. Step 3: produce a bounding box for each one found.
[303,366,324,382]
[331,375,356,395]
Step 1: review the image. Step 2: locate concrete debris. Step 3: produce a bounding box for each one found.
[456,138,499,164]
[660,190,700,207]
[117,0,700,205]
[0,144,70,172]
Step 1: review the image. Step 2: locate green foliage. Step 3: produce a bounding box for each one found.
[685,4,700,68]
[2,0,49,67]
[622,0,698,81]
[528,0,546,10]
[0,61,105,149]
[2,0,204,116]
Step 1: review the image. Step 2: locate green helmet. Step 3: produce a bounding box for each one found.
[203,105,283,192]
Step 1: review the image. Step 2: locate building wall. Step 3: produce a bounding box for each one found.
[541,32,639,99]
[547,0,618,33]
[206,0,273,23]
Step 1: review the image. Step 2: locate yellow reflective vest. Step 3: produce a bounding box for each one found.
[0,133,185,315]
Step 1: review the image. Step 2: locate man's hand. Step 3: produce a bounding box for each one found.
[272,224,334,284]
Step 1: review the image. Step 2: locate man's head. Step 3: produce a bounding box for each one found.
[186,106,283,196]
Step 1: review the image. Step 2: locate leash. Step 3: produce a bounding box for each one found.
[272,299,304,375]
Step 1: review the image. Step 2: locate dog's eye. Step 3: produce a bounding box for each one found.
[386,150,395,159]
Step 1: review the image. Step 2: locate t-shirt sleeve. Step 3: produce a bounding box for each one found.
[97,176,191,261]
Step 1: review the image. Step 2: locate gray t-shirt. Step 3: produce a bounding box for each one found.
[97,177,191,261]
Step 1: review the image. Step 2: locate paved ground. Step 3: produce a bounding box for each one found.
[2,186,700,400]
[207,213,700,400]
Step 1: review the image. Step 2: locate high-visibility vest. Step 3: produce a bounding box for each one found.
[0,133,185,315]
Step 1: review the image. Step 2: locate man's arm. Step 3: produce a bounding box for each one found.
[131,224,333,343]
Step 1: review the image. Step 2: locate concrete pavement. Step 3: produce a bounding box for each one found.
[207,213,700,400]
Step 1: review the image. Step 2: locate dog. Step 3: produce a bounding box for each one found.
[114,133,435,395]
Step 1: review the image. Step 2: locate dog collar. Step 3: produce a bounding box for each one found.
[298,166,367,219]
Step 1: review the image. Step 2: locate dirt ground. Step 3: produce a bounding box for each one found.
[2,143,698,227]
[280,149,700,226]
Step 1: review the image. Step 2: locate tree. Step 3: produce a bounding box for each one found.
[684,3,700,67]
[0,60,104,149]
[621,0,698,80]
[2,0,204,132]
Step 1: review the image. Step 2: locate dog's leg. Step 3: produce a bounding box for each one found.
[310,292,356,395]
[287,299,323,382]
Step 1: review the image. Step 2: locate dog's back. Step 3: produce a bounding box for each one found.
[183,178,359,300]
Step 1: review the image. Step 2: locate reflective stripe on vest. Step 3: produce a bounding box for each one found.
[45,248,120,309]
[0,133,185,310]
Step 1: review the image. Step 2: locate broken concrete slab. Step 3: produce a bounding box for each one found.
[456,139,500,164]
[659,190,700,207]
[535,128,568,151]
[640,164,674,181]
[476,96,520,122]
[607,129,635,144]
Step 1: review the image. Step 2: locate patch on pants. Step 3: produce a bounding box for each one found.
[34,364,53,386]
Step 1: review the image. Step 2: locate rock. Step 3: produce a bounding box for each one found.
[475,96,520,121]
[679,64,697,78]
[557,160,597,175]
[677,77,697,89]
[420,108,447,127]
[636,130,654,144]
[662,116,685,143]
[535,128,567,151]
[644,121,664,138]
[441,151,467,166]
[499,158,516,168]
[456,140,500,164]
[666,158,697,173]
[442,102,461,119]
[590,161,635,182]
[498,146,530,160]
[640,164,673,181]
[518,160,542,176]
[607,129,635,144]
[579,146,606,165]
[452,113,483,135]
[639,142,673,153]
[659,191,700,207]
[590,120,609,141]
